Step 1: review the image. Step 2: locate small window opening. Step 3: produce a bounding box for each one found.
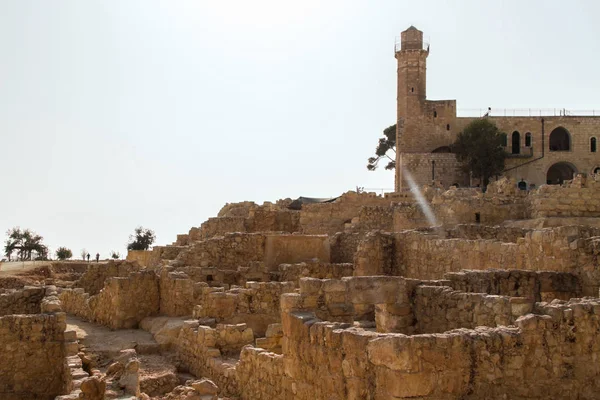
[446,124,450,131]
[594,167,600,175]
[525,132,532,147]
[411,87,414,93]
[501,134,508,147]
[433,111,437,118]
[591,137,597,153]
[475,213,481,223]
[206,275,214,282]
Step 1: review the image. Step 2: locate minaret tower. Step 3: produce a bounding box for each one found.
[395,26,429,191]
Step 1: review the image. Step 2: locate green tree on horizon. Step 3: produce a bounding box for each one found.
[452,119,508,188]
[367,124,396,171]
[127,227,156,251]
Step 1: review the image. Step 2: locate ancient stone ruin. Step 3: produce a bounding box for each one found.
[2,175,600,399]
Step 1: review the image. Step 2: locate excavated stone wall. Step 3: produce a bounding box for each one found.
[445,270,581,301]
[194,281,296,336]
[236,346,287,400]
[276,276,600,399]
[275,261,354,283]
[0,313,70,400]
[329,232,363,263]
[76,260,143,295]
[0,286,46,316]
[530,174,600,218]
[159,268,205,316]
[60,270,159,329]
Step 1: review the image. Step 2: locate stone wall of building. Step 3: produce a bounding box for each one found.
[0,313,70,399]
[126,250,156,267]
[0,286,46,316]
[445,270,581,301]
[236,345,288,400]
[329,232,362,263]
[194,281,296,336]
[174,321,253,397]
[60,270,160,329]
[413,285,530,334]
[529,174,600,218]
[299,192,391,235]
[275,261,354,283]
[76,260,143,295]
[174,233,329,271]
[278,275,600,399]
[354,231,394,276]
[199,217,247,239]
[159,268,205,317]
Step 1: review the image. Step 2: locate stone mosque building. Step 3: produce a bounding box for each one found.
[394,26,600,191]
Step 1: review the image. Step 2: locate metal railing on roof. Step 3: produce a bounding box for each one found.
[458,108,600,118]
[394,37,429,53]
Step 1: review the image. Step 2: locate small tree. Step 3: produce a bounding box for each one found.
[367,124,396,171]
[80,248,88,261]
[55,247,73,260]
[4,228,48,261]
[110,251,121,260]
[127,227,156,251]
[452,119,508,188]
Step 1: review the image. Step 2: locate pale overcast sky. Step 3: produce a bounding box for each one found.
[1,0,599,258]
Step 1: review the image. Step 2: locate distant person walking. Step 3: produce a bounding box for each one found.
[86,253,90,262]
[95,253,100,263]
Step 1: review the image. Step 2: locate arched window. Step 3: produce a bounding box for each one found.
[546,162,577,185]
[525,132,532,147]
[512,131,520,154]
[591,137,597,153]
[501,133,508,147]
[549,127,571,151]
[446,124,450,131]
[432,146,452,153]
[594,167,600,175]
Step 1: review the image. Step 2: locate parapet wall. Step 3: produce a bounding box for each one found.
[0,313,70,399]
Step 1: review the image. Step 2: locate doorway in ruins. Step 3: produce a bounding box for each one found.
[546,162,577,185]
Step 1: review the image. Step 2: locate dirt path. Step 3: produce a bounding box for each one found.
[66,315,189,399]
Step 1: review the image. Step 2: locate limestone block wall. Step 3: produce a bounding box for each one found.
[413,285,529,333]
[263,234,330,269]
[529,176,600,218]
[445,224,530,242]
[236,346,288,400]
[159,268,205,317]
[445,270,581,301]
[354,231,394,276]
[126,250,156,267]
[175,233,266,270]
[279,283,600,399]
[246,209,300,233]
[0,286,46,316]
[392,230,519,279]
[174,321,254,397]
[0,313,70,399]
[351,206,394,232]
[329,232,362,263]
[60,270,160,329]
[299,191,391,235]
[199,217,247,239]
[275,261,354,283]
[175,233,330,271]
[194,281,296,336]
[76,260,143,295]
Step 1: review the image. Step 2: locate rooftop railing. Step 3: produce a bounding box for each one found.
[458,108,600,118]
[394,37,429,53]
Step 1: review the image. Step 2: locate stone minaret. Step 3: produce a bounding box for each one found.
[395,26,429,191]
